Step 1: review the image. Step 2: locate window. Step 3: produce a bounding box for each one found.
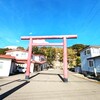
[84,49,90,55]
[88,60,94,67]
[84,51,86,55]
[16,54,19,56]
[22,53,26,55]
[87,49,90,54]
[32,56,35,60]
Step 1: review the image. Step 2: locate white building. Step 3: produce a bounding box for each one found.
[32,54,47,71]
[33,54,46,62]
[6,49,47,73]
[0,55,16,76]
[6,49,28,60]
[80,46,100,77]
[6,49,33,72]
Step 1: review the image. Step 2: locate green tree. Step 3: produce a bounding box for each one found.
[39,46,47,55]
[32,46,39,54]
[0,48,9,54]
[67,48,76,67]
[45,47,56,65]
[26,43,86,69]
[76,56,81,66]
[68,44,87,68]
[17,46,24,50]
[31,46,46,55]
[55,48,63,62]
[71,44,87,56]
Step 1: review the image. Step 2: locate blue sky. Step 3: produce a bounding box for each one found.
[0,0,100,49]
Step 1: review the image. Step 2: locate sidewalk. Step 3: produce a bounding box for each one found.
[0,69,100,100]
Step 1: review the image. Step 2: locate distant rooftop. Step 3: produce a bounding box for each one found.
[0,55,15,59]
[6,49,28,53]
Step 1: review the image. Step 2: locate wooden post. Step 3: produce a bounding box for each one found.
[25,38,33,79]
[63,37,68,82]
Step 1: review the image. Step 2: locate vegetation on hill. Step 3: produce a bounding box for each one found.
[0,46,25,55]
[17,46,25,50]
[0,48,10,54]
[29,44,87,68]
[68,44,87,68]
[70,44,87,56]
[0,44,87,68]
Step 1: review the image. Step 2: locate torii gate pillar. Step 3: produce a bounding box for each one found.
[21,35,77,82]
[63,37,68,82]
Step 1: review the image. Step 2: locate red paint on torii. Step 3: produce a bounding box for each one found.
[21,35,77,82]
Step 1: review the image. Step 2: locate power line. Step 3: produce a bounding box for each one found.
[78,0,100,33]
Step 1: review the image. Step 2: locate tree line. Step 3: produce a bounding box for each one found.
[0,44,87,68]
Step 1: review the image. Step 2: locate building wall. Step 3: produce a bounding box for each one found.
[39,55,46,61]
[33,55,46,62]
[87,59,94,73]
[42,63,47,69]
[30,63,34,73]
[33,56,40,61]
[0,58,11,76]
[6,51,46,73]
[80,48,91,71]
[91,48,100,57]
[6,51,28,59]
[10,61,17,74]
[94,57,100,73]
[80,47,100,74]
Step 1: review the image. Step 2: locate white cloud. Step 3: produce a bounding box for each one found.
[33,39,49,43]
[16,40,20,43]
[29,32,32,35]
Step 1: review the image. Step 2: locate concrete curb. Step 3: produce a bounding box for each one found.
[71,72,100,84]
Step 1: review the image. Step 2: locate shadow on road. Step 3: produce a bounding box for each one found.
[0,72,65,99]
[0,79,20,87]
[0,81,30,100]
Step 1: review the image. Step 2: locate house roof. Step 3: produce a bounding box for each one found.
[87,55,100,60]
[6,49,28,53]
[35,61,46,64]
[15,59,46,64]
[0,55,15,59]
[16,59,28,64]
[80,45,100,53]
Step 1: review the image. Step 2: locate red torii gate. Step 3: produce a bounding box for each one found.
[21,35,77,82]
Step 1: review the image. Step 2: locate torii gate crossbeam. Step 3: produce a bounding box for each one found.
[21,35,77,82]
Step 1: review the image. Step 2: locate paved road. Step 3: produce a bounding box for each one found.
[0,69,100,100]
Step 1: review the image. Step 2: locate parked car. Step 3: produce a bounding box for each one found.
[17,66,26,73]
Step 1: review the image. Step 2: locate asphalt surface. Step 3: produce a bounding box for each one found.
[0,69,100,100]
